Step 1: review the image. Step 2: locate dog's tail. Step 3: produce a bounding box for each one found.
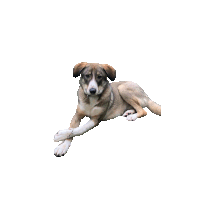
[147,100,161,116]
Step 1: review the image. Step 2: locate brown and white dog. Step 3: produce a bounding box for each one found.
[54,62,161,157]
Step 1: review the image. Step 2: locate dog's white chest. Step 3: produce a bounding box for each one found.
[79,96,102,117]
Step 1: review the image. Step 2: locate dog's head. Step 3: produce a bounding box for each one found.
[73,62,116,96]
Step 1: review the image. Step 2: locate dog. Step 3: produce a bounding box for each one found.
[54,62,161,157]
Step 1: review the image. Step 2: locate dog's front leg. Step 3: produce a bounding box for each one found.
[54,108,85,157]
[69,108,85,128]
[54,117,99,142]
[54,108,85,142]
[69,118,99,138]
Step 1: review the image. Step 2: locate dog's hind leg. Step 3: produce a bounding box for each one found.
[122,109,136,117]
[125,102,147,121]
[118,83,148,121]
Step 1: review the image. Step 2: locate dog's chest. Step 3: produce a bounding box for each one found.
[79,96,102,117]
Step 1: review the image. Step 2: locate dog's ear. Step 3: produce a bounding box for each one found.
[101,64,116,81]
[73,62,88,78]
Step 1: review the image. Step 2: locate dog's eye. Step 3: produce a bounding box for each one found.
[97,75,102,79]
[85,74,90,78]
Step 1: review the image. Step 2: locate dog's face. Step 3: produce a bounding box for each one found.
[73,63,116,96]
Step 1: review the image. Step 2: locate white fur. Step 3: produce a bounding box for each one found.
[54,120,96,142]
[122,110,136,117]
[54,140,72,156]
[126,113,138,121]
[73,120,95,136]
[87,76,98,94]
[54,129,73,142]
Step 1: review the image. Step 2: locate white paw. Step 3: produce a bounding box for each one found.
[126,114,138,121]
[54,140,72,157]
[123,109,136,117]
[54,128,73,142]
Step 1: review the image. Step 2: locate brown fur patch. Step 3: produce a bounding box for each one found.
[69,105,86,128]
[118,83,147,119]
[73,62,87,78]
[101,64,116,81]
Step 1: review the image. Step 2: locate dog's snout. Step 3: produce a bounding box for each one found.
[89,88,96,94]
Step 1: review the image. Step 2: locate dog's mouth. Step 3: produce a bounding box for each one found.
[84,87,105,96]
[84,88,98,96]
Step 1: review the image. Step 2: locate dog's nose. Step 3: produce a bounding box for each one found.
[89,88,96,94]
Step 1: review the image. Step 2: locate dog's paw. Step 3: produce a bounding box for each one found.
[123,110,136,117]
[126,113,138,121]
[54,128,73,142]
[54,140,71,157]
